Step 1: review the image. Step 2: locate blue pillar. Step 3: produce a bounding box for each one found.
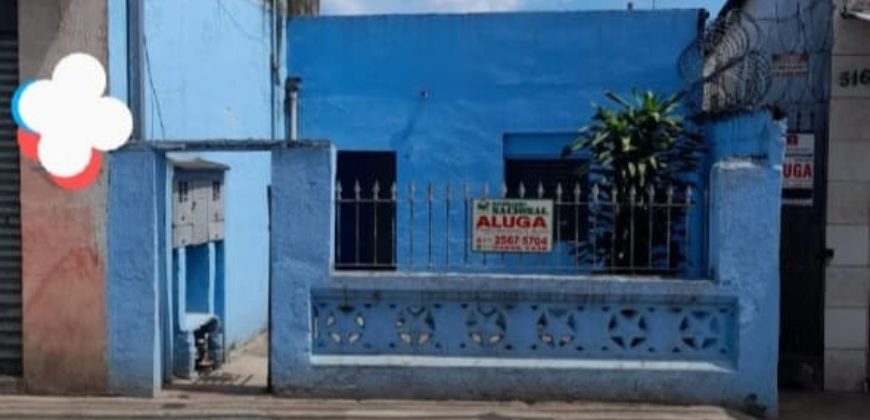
[107,148,165,396]
[709,158,782,417]
[269,143,335,391]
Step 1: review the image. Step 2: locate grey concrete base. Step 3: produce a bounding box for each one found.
[780,391,870,420]
[0,376,21,395]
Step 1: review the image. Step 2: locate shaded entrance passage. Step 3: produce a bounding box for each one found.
[107,141,282,397]
[171,332,268,395]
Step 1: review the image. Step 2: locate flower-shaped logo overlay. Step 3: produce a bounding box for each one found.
[11,53,133,190]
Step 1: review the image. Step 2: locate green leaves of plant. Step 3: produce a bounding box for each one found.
[563,88,703,193]
[605,91,632,108]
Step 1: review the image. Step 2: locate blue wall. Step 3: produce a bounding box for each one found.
[289,10,700,174]
[270,109,784,415]
[107,0,283,394]
[288,10,704,269]
[276,13,783,414]
[142,0,281,348]
[107,149,164,396]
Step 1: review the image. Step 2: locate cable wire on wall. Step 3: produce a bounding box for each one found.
[143,36,167,139]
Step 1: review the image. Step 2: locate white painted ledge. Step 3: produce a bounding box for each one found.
[310,355,735,372]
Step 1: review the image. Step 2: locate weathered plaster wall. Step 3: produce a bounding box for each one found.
[289,10,701,175]
[17,0,109,394]
[104,0,283,395]
[269,110,783,416]
[288,10,704,271]
[704,111,787,162]
[141,0,278,348]
[708,156,782,416]
[107,148,163,396]
[823,0,870,391]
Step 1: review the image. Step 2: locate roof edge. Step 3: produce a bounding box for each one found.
[718,0,748,17]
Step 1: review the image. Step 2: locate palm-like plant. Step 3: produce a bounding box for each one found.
[563,89,704,274]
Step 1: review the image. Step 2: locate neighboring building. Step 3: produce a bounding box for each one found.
[825,0,870,391]
[709,0,832,391]
[714,0,870,392]
[0,0,302,395]
[14,0,109,393]
[0,0,22,380]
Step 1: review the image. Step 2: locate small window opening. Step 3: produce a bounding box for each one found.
[178,181,189,203]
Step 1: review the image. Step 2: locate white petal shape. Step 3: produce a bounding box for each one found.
[16,80,57,133]
[51,53,106,99]
[37,133,93,178]
[50,91,93,141]
[90,97,133,151]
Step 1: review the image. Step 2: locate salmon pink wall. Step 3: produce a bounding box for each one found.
[18,0,109,394]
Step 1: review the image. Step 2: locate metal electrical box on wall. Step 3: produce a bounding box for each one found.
[171,159,228,248]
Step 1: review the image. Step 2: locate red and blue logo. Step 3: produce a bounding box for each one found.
[11,53,133,190]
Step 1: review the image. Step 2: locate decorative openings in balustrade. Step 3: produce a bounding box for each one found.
[311,291,736,362]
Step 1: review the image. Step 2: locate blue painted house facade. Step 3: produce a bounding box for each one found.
[289,10,710,276]
[268,10,784,417]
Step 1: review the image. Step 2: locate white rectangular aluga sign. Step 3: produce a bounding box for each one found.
[782,133,814,206]
[783,156,813,190]
[472,199,553,253]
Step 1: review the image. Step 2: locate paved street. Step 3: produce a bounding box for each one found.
[0,394,752,419]
[1,383,869,419]
[1,392,869,419]
[2,334,869,419]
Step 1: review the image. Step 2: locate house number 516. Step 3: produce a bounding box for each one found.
[840,69,870,87]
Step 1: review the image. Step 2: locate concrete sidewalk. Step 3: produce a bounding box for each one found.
[3,331,868,420]
[0,393,752,419]
[0,388,868,419]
